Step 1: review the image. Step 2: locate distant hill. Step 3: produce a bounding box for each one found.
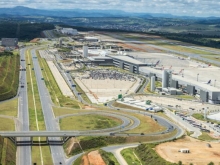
[0,6,149,17]
[0,6,204,19]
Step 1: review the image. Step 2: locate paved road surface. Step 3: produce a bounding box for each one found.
[16,48,32,165]
[103,144,139,165]
[31,49,66,165]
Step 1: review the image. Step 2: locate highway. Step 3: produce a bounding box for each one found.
[31,49,66,165]
[56,111,140,133]
[13,46,183,165]
[107,101,184,138]
[16,48,32,165]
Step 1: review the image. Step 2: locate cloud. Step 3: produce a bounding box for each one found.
[0,0,220,17]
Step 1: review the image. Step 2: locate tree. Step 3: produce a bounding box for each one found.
[207,162,214,165]
[178,161,182,165]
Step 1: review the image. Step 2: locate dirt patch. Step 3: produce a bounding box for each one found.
[66,137,79,155]
[156,136,220,165]
[81,155,89,165]
[81,150,106,165]
[30,38,40,42]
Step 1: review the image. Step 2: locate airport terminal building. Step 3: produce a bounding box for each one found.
[140,67,220,104]
[107,55,149,74]
[84,54,220,104]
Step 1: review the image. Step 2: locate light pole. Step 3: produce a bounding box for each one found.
[197,73,199,82]
[214,79,216,87]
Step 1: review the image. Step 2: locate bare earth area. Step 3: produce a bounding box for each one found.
[81,150,106,165]
[156,136,220,165]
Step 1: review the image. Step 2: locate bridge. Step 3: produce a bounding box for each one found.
[0,130,172,146]
[0,131,111,146]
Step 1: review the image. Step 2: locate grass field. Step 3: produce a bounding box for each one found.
[121,148,142,165]
[36,50,81,108]
[192,113,220,125]
[60,114,122,130]
[125,113,165,134]
[67,129,178,155]
[198,132,217,141]
[175,95,196,100]
[100,149,120,165]
[0,137,16,165]
[0,52,20,101]
[55,106,166,133]
[0,99,17,116]
[0,118,14,131]
[134,143,177,165]
[53,107,84,117]
[31,146,53,165]
[26,50,46,131]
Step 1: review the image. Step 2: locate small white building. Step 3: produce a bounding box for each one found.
[179,148,190,153]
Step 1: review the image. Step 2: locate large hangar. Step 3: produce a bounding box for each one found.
[139,67,220,104]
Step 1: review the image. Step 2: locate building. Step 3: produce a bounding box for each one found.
[108,55,149,74]
[61,28,78,35]
[151,76,155,92]
[162,70,172,88]
[83,45,88,57]
[139,67,220,104]
[87,56,113,66]
[84,37,99,42]
[1,38,18,47]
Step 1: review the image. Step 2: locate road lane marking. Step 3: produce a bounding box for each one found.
[27,50,44,165]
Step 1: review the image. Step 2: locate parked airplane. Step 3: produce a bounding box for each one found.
[172,69,184,75]
[202,80,211,84]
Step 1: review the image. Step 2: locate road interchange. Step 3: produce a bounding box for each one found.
[1,46,184,165]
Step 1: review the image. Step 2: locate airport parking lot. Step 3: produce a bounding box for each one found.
[74,70,141,103]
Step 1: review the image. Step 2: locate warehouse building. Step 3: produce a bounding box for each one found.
[1,38,18,47]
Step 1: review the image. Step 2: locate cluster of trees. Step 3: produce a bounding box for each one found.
[0,22,54,41]
[0,51,13,56]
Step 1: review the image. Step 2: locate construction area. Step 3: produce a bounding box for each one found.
[73,70,141,103]
[156,136,220,165]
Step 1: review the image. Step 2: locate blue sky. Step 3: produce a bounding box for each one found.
[0,0,219,17]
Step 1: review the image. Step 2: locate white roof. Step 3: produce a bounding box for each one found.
[109,55,145,65]
[140,67,220,92]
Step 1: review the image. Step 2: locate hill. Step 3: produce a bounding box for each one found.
[0,136,16,165]
[0,52,19,101]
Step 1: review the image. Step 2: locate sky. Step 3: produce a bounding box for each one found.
[0,0,220,17]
